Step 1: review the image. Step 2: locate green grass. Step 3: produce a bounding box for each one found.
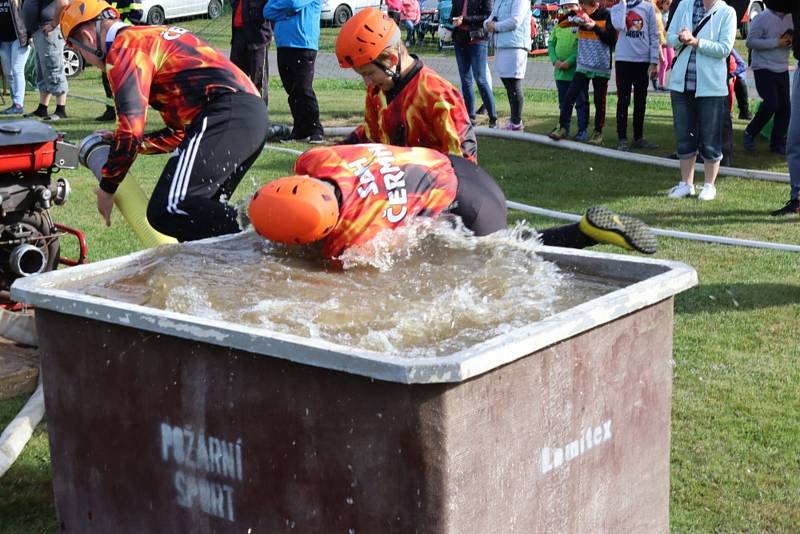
[0,64,798,533]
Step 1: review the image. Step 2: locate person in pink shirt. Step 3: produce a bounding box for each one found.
[400,0,421,44]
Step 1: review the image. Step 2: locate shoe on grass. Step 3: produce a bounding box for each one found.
[574,129,589,142]
[631,138,659,150]
[743,131,756,152]
[616,139,629,152]
[739,110,753,120]
[502,120,524,131]
[95,107,116,121]
[697,183,717,201]
[587,130,603,145]
[1,104,23,115]
[549,126,568,140]
[308,133,324,144]
[579,205,657,254]
[44,111,67,121]
[770,198,800,216]
[667,181,695,198]
[488,117,498,129]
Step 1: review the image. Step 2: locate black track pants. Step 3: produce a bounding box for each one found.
[147,92,269,242]
[448,155,595,248]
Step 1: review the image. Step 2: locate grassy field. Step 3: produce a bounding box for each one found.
[0,58,798,533]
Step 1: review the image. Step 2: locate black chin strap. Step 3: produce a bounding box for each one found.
[68,19,106,60]
[372,53,402,81]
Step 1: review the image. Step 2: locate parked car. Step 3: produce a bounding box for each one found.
[321,0,383,26]
[63,43,84,79]
[141,0,224,25]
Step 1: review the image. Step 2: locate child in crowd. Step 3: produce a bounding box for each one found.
[610,0,661,151]
[549,0,617,145]
[335,8,477,162]
[744,3,793,155]
[549,0,589,140]
[655,0,672,91]
[730,48,752,120]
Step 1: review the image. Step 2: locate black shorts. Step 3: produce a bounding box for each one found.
[447,155,508,236]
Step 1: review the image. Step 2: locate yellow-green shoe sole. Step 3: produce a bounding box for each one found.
[579,206,658,255]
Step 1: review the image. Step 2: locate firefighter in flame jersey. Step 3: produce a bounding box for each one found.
[59,0,270,242]
[335,8,478,163]
[248,144,658,263]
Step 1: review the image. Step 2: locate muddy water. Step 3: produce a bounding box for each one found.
[75,221,624,357]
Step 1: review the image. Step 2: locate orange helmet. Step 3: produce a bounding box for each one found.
[249,176,340,245]
[335,7,401,68]
[60,0,119,41]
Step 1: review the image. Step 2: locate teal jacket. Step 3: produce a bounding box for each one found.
[548,24,578,81]
[667,0,736,97]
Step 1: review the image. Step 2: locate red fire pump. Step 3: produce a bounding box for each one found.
[0,120,87,302]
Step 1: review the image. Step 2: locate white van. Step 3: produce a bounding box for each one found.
[321,0,383,26]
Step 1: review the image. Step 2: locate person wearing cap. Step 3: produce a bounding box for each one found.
[59,0,270,242]
[335,8,478,163]
[248,143,658,264]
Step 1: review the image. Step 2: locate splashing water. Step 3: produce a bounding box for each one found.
[74,220,622,357]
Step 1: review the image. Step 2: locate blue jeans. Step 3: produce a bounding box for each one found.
[556,79,588,133]
[671,90,727,162]
[0,40,31,107]
[786,65,800,199]
[454,40,496,120]
[401,20,415,43]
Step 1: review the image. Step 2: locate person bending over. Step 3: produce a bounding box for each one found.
[248,144,657,264]
[335,8,478,163]
[60,0,270,242]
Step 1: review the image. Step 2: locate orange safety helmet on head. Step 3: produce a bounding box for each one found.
[60,0,119,41]
[249,176,340,245]
[335,7,401,68]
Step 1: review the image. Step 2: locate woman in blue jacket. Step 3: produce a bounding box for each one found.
[665,0,736,202]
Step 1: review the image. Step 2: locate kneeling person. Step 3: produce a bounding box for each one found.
[248,144,657,262]
[336,8,477,163]
[60,0,270,242]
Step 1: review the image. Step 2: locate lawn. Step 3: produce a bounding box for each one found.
[0,57,798,533]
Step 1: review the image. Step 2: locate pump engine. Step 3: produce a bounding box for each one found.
[0,120,80,293]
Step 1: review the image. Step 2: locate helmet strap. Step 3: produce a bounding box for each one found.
[67,18,106,60]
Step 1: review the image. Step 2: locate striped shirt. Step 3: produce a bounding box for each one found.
[684,0,705,92]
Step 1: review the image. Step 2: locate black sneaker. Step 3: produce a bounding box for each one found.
[631,138,659,150]
[23,108,48,118]
[95,107,116,121]
[579,205,658,254]
[308,134,324,145]
[770,198,800,217]
[266,124,292,142]
[739,111,753,120]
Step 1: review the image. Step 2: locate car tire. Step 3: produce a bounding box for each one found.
[146,6,166,25]
[208,0,223,19]
[63,45,84,79]
[333,4,352,26]
[739,1,763,39]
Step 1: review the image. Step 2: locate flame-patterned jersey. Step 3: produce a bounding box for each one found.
[102,25,258,186]
[350,64,478,163]
[294,144,460,260]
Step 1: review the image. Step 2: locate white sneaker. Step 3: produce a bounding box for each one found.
[698,183,717,201]
[667,181,696,198]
